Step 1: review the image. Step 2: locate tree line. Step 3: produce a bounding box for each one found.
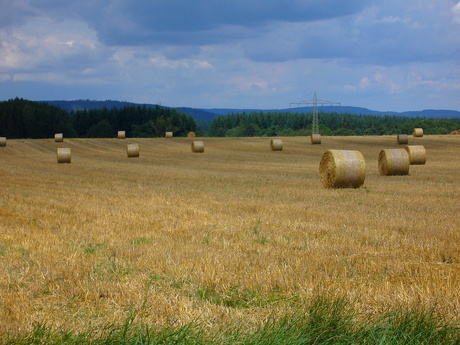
[208,111,460,137]
[0,98,198,139]
[1,98,459,139]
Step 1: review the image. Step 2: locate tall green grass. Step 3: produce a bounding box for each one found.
[3,297,459,345]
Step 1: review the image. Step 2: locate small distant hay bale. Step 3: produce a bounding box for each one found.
[187,131,196,138]
[270,139,283,151]
[55,133,63,142]
[311,134,321,144]
[405,145,426,165]
[118,131,126,139]
[127,144,140,158]
[319,150,366,189]
[378,149,409,176]
[397,134,408,145]
[165,132,173,138]
[413,128,423,137]
[0,137,6,147]
[191,141,204,153]
[57,148,71,163]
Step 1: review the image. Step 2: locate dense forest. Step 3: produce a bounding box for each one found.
[208,111,460,137]
[0,98,198,139]
[1,98,459,139]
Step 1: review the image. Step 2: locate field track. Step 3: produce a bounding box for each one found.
[1,135,459,333]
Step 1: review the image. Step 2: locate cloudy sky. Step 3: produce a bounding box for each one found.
[1,0,459,111]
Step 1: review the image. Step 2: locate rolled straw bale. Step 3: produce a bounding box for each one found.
[311,134,321,144]
[319,150,366,188]
[191,141,204,153]
[57,148,71,163]
[118,131,126,139]
[270,139,283,151]
[378,149,409,176]
[413,128,423,137]
[54,133,63,142]
[405,145,426,165]
[127,143,140,158]
[397,134,408,145]
[187,131,196,138]
[165,132,173,138]
[0,137,6,147]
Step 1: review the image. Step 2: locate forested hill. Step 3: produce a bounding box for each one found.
[208,111,460,137]
[0,98,198,139]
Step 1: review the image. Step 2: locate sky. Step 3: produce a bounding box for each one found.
[0,0,459,112]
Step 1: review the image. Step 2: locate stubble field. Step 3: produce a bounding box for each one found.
[0,135,459,335]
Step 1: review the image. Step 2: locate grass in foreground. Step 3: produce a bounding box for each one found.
[3,297,459,345]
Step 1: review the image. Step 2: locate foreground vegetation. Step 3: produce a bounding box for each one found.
[1,135,459,343]
[4,297,459,344]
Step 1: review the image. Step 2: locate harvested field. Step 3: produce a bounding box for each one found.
[0,135,459,334]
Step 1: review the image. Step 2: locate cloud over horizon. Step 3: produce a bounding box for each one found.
[1,0,459,111]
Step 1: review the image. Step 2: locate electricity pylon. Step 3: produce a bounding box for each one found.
[290,91,341,134]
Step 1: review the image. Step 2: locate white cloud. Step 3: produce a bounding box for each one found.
[452,1,460,23]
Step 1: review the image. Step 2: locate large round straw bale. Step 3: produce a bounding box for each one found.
[118,131,126,139]
[311,134,321,144]
[191,141,204,153]
[378,149,409,176]
[405,145,426,165]
[319,150,366,188]
[55,133,63,142]
[397,134,408,145]
[270,139,283,151]
[165,132,173,138]
[57,148,71,163]
[127,143,139,158]
[187,131,196,138]
[413,128,423,137]
[0,137,6,147]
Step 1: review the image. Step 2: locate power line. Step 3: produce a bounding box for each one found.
[290,91,340,134]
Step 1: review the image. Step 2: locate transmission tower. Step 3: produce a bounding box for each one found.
[290,91,341,134]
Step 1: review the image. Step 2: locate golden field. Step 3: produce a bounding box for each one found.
[0,135,459,333]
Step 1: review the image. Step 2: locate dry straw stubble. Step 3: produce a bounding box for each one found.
[57,148,71,163]
[397,134,408,145]
[191,141,204,153]
[319,149,366,188]
[127,143,140,158]
[413,128,424,137]
[378,149,409,176]
[0,137,6,147]
[405,145,426,165]
[311,134,321,144]
[270,139,283,151]
[54,133,63,142]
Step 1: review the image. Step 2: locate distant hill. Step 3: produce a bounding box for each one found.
[41,100,460,120]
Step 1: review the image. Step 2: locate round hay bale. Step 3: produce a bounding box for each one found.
[57,148,71,163]
[187,131,196,138]
[311,134,321,144]
[165,132,173,138]
[413,128,423,137]
[319,150,366,189]
[191,141,204,153]
[0,137,6,147]
[127,143,140,158]
[270,139,283,151]
[54,133,63,142]
[405,145,426,165]
[397,134,408,145]
[118,131,126,139]
[378,149,409,176]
